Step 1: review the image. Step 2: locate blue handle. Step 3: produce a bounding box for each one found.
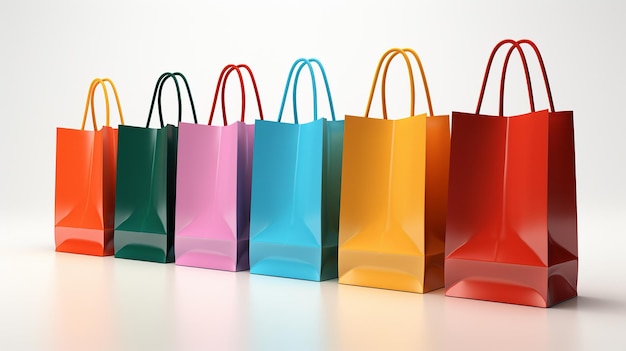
[277,58,336,124]
[293,58,336,122]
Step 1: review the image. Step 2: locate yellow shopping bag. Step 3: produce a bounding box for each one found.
[338,48,450,293]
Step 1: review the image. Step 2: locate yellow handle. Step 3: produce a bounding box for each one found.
[364,48,434,119]
[382,48,434,118]
[81,79,108,130]
[100,78,125,126]
[80,78,125,130]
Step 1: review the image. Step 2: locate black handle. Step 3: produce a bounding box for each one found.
[146,72,198,128]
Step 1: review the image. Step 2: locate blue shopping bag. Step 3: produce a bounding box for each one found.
[249,58,343,281]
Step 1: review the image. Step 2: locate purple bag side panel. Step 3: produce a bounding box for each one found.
[235,122,255,271]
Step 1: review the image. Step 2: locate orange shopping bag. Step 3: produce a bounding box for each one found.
[338,48,450,293]
[55,78,124,256]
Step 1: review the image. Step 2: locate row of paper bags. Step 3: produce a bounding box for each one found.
[54,39,578,307]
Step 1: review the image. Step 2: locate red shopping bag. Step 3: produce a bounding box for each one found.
[55,78,124,256]
[445,39,578,307]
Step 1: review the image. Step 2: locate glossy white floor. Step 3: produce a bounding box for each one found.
[1,207,625,351]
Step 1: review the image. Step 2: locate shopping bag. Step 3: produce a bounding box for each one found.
[249,58,343,281]
[175,64,264,271]
[114,72,198,263]
[55,78,124,256]
[338,48,450,293]
[444,39,578,307]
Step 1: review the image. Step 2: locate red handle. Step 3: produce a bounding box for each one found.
[209,64,264,125]
[209,65,243,125]
[499,39,555,113]
[476,39,534,116]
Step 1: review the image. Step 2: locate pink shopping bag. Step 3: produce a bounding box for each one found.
[174,64,264,271]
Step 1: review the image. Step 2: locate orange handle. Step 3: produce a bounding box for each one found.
[380,48,434,118]
[80,78,125,130]
[364,48,434,119]
[81,79,108,130]
[100,78,125,126]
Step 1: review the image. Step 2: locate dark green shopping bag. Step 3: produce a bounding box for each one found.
[114,72,197,263]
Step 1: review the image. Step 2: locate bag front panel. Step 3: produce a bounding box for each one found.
[447,111,550,266]
[55,128,103,231]
[174,122,243,270]
[339,115,427,256]
[55,127,109,255]
[249,119,325,280]
[445,112,508,261]
[338,115,428,292]
[502,111,549,266]
[249,120,324,246]
[445,110,557,306]
[115,125,168,235]
[175,123,238,241]
[114,125,175,263]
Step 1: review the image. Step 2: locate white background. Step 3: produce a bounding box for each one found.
[1,1,625,350]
